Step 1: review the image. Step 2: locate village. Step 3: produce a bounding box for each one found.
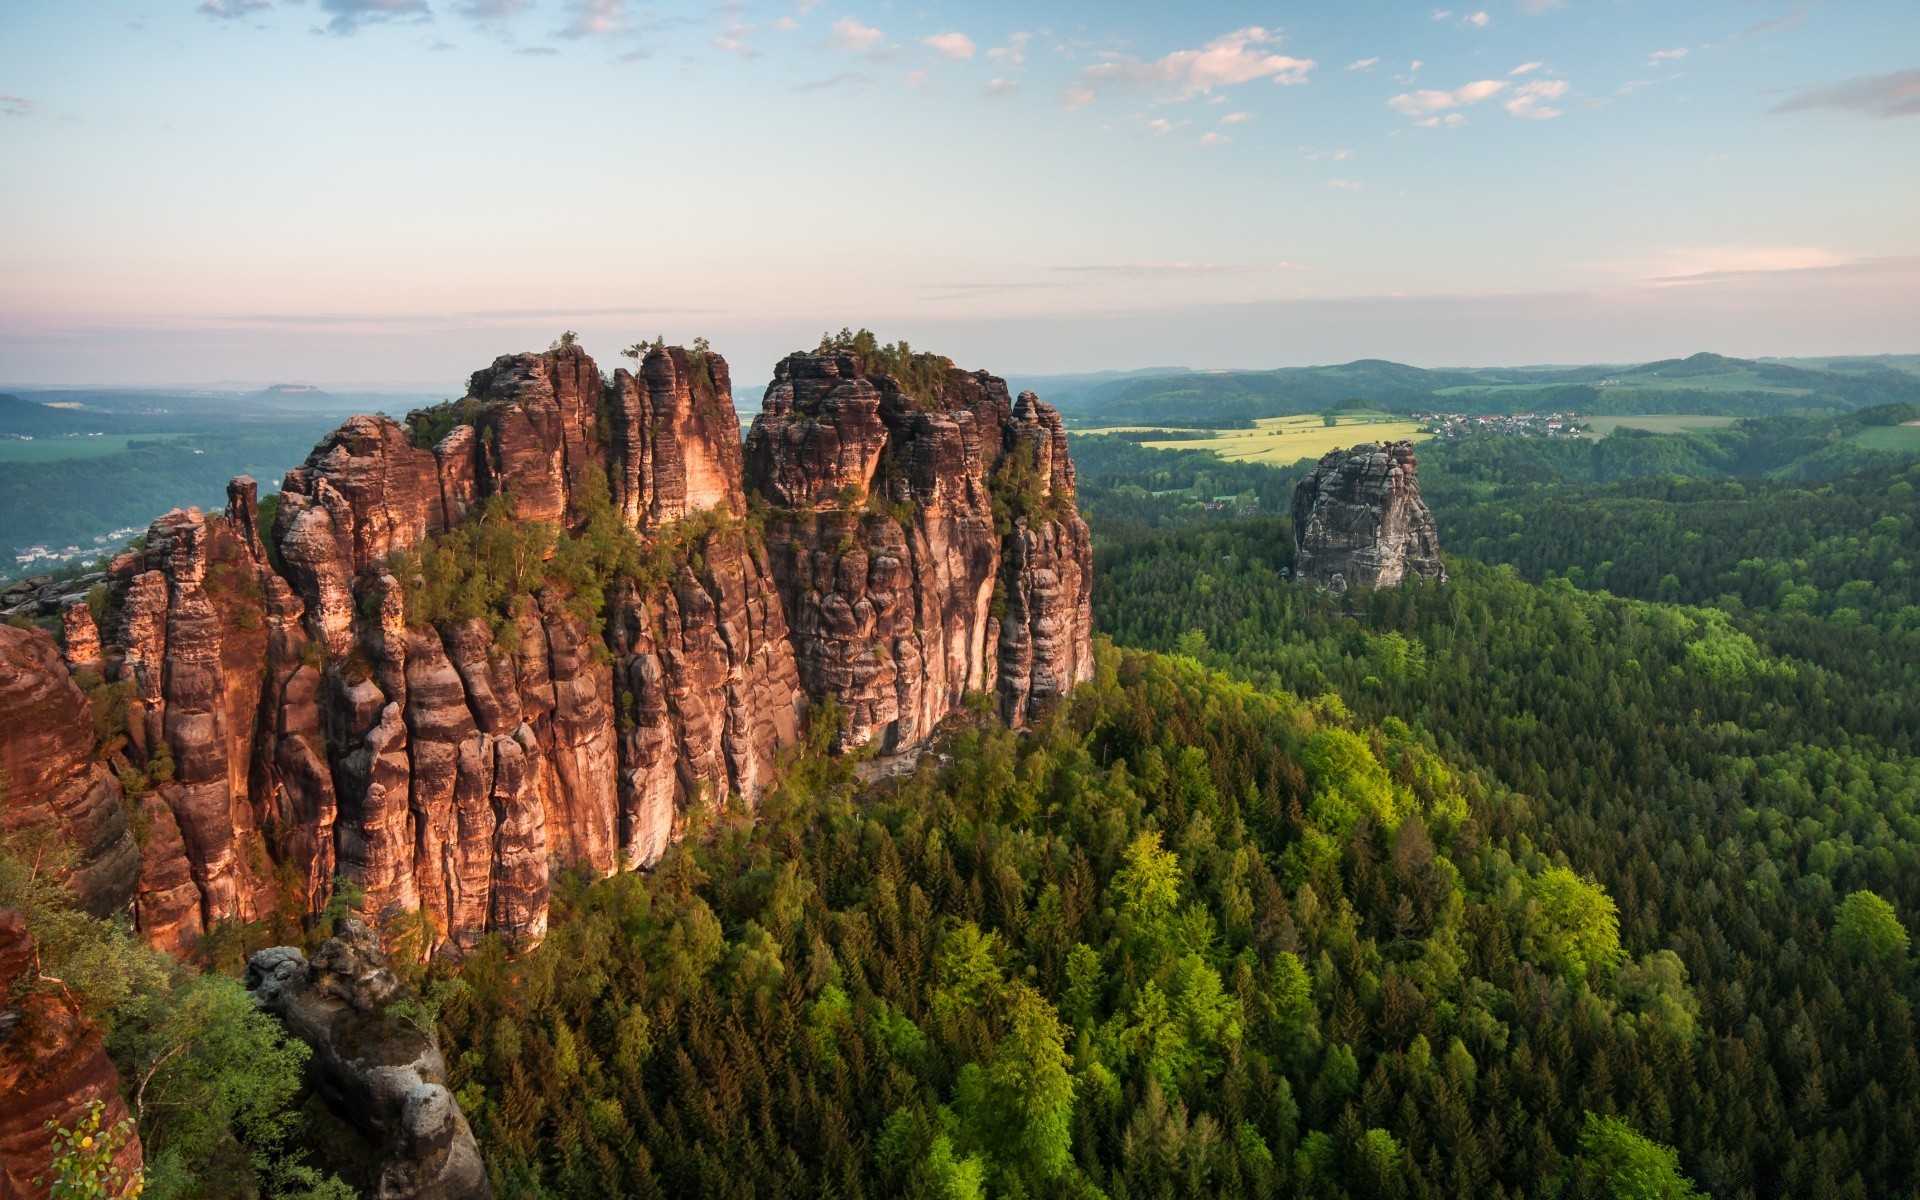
[1413,410,1590,439]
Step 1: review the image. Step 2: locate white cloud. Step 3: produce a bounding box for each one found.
[1058,84,1095,110]
[1415,112,1468,128]
[1648,48,1688,64]
[773,16,799,31]
[559,0,630,38]
[1773,69,1920,119]
[452,0,526,18]
[1510,61,1545,75]
[714,22,757,56]
[197,0,272,19]
[829,16,884,53]
[1199,131,1232,146]
[1146,117,1186,134]
[1218,110,1252,125]
[1504,77,1569,118]
[923,31,975,60]
[318,0,429,35]
[1465,11,1490,27]
[1345,57,1380,71]
[1432,9,1452,20]
[1389,78,1508,117]
[987,31,1031,65]
[1072,26,1314,103]
[981,77,1020,99]
[1327,177,1363,189]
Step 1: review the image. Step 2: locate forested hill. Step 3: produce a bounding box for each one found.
[1058,352,1920,428]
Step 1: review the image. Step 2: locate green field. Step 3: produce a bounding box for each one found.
[1583,415,1739,438]
[1849,423,1920,451]
[1131,413,1429,465]
[0,433,196,462]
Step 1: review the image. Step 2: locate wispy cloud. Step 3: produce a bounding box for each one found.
[987,32,1030,65]
[1218,111,1251,125]
[1,94,42,118]
[1389,78,1508,121]
[1056,262,1302,277]
[452,0,526,18]
[828,15,885,53]
[1772,69,1920,119]
[558,0,630,39]
[1647,48,1688,65]
[792,71,876,92]
[1327,178,1363,189]
[1740,8,1808,38]
[980,77,1020,100]
[1505,78,1569,118]
[317,0,430,36]
[1510,61,1545,76]
[713,22,758,56]
[1067,26,1313,106]
[1345,57,1379,71]
[197,0,272,19]
[1199,131,1231,146]
[922,31,974,60]
[1463,11,1490,28]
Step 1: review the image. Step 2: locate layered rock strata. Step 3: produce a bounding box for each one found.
[2,338,1091,964]
[1291,441,1447,591]
[0,908,145,1200]
[246,919,490,1200]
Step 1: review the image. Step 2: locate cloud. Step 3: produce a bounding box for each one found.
[922,31,974,60]
[1517,0,1563,10]
[1145,117,1186,135]
[1510,61,1544,75]
[452,0,526,18]
[1389,78,1507,118]
[987,32,1030,65]
[714,22,758,56]
[1199,131,1232,146]
[1327,178,1362,189]
[558,0,631,39]
[792,71,876,92]
[317,0,430,35]
[1,94,42,118]
[1616,245,1848,283]
[1058,84,1095,109]
[515,45,559,55]
[1071,26,1313,104]
[1504,77,1568,118]
[1647,48,1688,65]
[1345,57,1380,71]
[1218,110,1251,125]
[1741,8,1808,37]
[1772,69,1920,119]
[1464,11,1490,27]
[198,0,272,19]
[829,16,884,53]
[981,77,1020,99]
[1055,262,1302,277]
[1431,9,1451,20]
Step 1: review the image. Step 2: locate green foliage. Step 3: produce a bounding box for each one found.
[38,1100,140,1200]
[987,440,1071,536]
[1574,1113,1705,1199]
[1527,866,1626,984]
[402,396,486,450]
[815,328,956,407]
[1833,890,1909,962]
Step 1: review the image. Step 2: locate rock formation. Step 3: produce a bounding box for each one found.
[0,336,1093,966]
[0,909,145,1200]
[1291,441,1446,591]
[745,350,1094,750]
[246,919,490,1200]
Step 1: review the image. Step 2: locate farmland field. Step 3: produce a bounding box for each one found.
[1129,413,1429,465]
[1850,423,1920,451]
[1582,415,1739,438]
[0,433,196,462]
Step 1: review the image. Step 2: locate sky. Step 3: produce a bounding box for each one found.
[1,0,1916,386]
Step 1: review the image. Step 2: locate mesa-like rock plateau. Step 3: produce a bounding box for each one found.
[1,338,1093,961]
[1291,440,1447,591]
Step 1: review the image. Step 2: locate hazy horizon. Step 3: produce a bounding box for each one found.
[4,1,1917,382]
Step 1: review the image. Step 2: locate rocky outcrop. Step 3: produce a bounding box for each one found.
[1291,441,1447,591]
[745,350,1094,750]
[0,626,137,919]
[247,919,489,1200]
[1,336,1091,963]
[0,908,145,1200]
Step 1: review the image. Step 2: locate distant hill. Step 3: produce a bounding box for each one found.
[0,392,141,436]
[1065,351,1920,427]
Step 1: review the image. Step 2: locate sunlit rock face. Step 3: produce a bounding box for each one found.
[1291,440,1447,592]
[4,338,1091,958]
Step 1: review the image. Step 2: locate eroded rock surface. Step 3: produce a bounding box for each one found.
[247,919,490,1200]
[2,338,1090,963]
[1291,441,1447,591]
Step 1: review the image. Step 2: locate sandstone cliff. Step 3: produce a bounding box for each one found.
[0,909,145,1200]
[1291,440,1446,591]
[0,337,1092,966]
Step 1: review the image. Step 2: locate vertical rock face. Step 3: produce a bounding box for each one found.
[3,336,1091,969]
[745,351,1094,749]
[0,908,145,1200]
[0,626,137,918]
[246,919,490,1200]
[1291,441,1447,591]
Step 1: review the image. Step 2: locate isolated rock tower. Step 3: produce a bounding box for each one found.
[1291,440,1446,590]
